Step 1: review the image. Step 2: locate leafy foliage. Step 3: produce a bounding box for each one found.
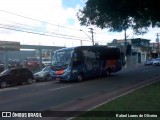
[77,0,160,34]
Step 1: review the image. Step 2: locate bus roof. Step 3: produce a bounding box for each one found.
[54,46,120,52]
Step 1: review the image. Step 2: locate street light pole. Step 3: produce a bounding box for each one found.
[124,29,127,67]
[89,28,94,45]
[80,29,94,46]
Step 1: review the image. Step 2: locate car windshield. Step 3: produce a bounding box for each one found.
[52,50,73,67]
[0,69,11,75]
[42,67,51,71]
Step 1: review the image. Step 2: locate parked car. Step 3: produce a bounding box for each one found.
[42,58,51,66]
[8,59,23,68]
[34,66,52,82]
[0,68,34,88]
[153,58,160,66]
[24,57,39,70]
[144,58,155,66]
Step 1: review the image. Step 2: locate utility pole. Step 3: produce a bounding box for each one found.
[89,28,94,45]
[156,33,160,57]
[156,33,160,42]
[124,29,127,67]
[80,28,95,46]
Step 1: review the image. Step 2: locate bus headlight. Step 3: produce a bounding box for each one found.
[64,69,71,74]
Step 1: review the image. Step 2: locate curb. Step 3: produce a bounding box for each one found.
[122,64,143,69]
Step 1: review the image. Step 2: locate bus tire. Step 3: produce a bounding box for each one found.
[45,75,51,81]
[77,74,83,82]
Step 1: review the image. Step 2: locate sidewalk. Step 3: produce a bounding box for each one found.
[122,63,144,69]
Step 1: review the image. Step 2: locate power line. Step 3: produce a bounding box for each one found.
[0,10,81,32]
[0,19,85,39]
[0,24,92,42]
[0,10,113,44]
[0,9,113,37]
[0,10,94,41]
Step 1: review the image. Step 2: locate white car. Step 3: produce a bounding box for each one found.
[34,66,52,82]
[144,59,155,66]
[153,58,160,66]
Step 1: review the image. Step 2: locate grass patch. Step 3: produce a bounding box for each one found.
[73,81,160,120]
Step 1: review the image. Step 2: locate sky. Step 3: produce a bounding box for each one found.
[0,0,160,47]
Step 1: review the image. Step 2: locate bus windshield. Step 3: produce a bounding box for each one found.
[52,50,73,67]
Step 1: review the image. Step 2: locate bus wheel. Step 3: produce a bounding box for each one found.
[77,74,83,82]
[45,75,51,81]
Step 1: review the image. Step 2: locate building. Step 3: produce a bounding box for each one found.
[150,42,160,58]
[108,38,151,66]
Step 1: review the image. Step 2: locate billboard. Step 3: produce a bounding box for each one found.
[0,41,20,51]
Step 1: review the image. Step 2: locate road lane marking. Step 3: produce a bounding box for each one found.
[35,82,51,86]
[48,85,71,91]
[0,87,18,92]
[141,69,151,72]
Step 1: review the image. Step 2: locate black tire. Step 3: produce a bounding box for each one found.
[0,81,7,88]
[77,74,83,82]
[27,78,33,84]
[45,75,51,81]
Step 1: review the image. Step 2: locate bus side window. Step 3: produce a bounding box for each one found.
[73,53,77,62]
[73,52,83,67]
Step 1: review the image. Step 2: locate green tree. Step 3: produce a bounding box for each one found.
[77,0,160,34]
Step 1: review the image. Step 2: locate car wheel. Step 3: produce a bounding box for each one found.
[77,74,83,82]
[45,75,51,81]
[0,82,7,88]
[27,78,33,84]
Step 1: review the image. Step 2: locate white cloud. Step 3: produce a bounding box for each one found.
[0,0,80,46]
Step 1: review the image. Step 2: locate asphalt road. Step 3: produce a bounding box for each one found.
[0,65,160,117]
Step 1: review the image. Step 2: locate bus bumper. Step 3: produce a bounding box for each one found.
[51,73,79,81]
